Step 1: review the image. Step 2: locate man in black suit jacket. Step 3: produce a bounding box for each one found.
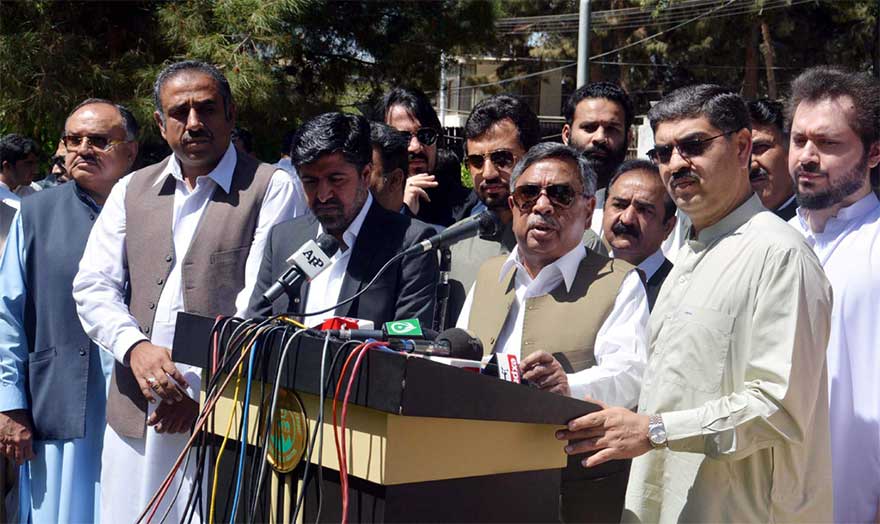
[602,159,676,310]
[248,112,438,326]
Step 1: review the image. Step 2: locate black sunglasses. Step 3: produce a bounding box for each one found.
[404,128,439,147]
[647,131,734,165]
[466,149,517,171]
[512,184,580,211]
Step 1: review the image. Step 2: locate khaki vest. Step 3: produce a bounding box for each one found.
[107,150,274,438]
[468,247,635,523]
[468,247,632,370]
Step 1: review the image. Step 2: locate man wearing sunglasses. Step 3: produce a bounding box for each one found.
[786,66,880,524]
[0,98,139,523]
[747,99,797,220]
[560,85,833,523]
[447,95,607,324]
[381,87,471,227]
[457,142,649,522]
[73,61,307,523]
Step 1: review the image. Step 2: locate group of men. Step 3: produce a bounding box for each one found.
[0,57,876,524]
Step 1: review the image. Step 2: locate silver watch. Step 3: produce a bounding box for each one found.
[648,414,667,448]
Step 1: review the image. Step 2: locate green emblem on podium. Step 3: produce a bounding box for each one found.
[384,318,423,337]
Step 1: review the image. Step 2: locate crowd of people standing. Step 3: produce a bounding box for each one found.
[0,58,877,523]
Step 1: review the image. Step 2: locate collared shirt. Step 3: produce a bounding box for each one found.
[790,192,880,524]
[0,181,21,209]
[303,193,373,326]
[625,194,833,523]
[73,143,307,365]
[457,243,649,408]
[610,247,666,282]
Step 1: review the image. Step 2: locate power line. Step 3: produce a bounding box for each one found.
[447,0,737,93]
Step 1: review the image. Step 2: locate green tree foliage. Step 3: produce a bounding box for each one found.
[0,0,496,162]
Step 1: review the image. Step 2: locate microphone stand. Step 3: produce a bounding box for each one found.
[432,247,452,331]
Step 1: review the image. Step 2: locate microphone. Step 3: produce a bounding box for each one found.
[260,234,340,306]
[325,326,483,360]
[402,210,502,256]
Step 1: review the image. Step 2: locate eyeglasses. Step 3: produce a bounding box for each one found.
[466,149,517,171]
[512,183,581,211]
[404,128,439,147]
[647,131,734,165]
[61,135,127,152]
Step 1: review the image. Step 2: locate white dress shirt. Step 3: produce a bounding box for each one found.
[790,192,880,524]
[457,243,649,408]
[610,247,666,282]
[0,181,20,209]
[72,142,307,524]
[303,194,373,326]
[73,142,307,363]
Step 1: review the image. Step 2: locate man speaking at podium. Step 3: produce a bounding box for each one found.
[247,112,439,327]
[456,142,649,522]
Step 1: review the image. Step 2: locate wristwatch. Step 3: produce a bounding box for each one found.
[647,414,667,448]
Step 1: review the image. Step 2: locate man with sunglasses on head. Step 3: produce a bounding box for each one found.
[457,142,648,522]
[447,95,607,323]
[73,60,307,523]
[559,85,834,523]
[0,99,139,523]
[381,87,471,227]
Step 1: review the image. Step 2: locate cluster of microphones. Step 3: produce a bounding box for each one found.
[257,210,525,383]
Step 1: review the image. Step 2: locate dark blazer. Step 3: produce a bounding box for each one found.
[774,197,798,221]
[645,257,674,311]
[248,201,440,327]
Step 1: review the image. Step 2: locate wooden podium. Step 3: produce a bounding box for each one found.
[173,313,600,523]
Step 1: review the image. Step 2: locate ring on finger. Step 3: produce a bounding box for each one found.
[146,376,161,390]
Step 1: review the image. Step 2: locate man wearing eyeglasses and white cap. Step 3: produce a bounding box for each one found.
[457,142,648,523]
[559,85,834,523]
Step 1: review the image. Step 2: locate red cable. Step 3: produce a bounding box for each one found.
[332,343,367,524]
[333,341,387,524]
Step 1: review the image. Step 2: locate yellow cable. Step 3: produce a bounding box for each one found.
[279,316,307,329]
[208,359,243,524]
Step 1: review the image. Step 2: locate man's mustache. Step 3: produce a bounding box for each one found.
[611,221,639,238]
[670,169,699,185]
[409,152,428,162]
[582,142,612,158]
[182,129,213,143]
[792,163,827,177]
[527,214,559,230]
[750,166,769,181]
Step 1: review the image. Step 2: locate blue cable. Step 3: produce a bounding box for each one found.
[229,339,258,521]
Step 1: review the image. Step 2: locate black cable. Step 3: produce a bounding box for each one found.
[295,250,419,318]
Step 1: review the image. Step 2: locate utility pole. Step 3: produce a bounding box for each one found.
[439,51,448,125]
[875,0,880,78]
[576,0,592,87]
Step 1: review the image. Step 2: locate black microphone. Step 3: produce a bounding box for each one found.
[260,234,340,306]
[402,210,502,256]
[324,326,483,360]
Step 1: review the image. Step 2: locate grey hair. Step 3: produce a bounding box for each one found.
[509,142,597,196]
[152,60,233,124]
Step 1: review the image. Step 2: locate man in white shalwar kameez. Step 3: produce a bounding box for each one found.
[73,60,306,523]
